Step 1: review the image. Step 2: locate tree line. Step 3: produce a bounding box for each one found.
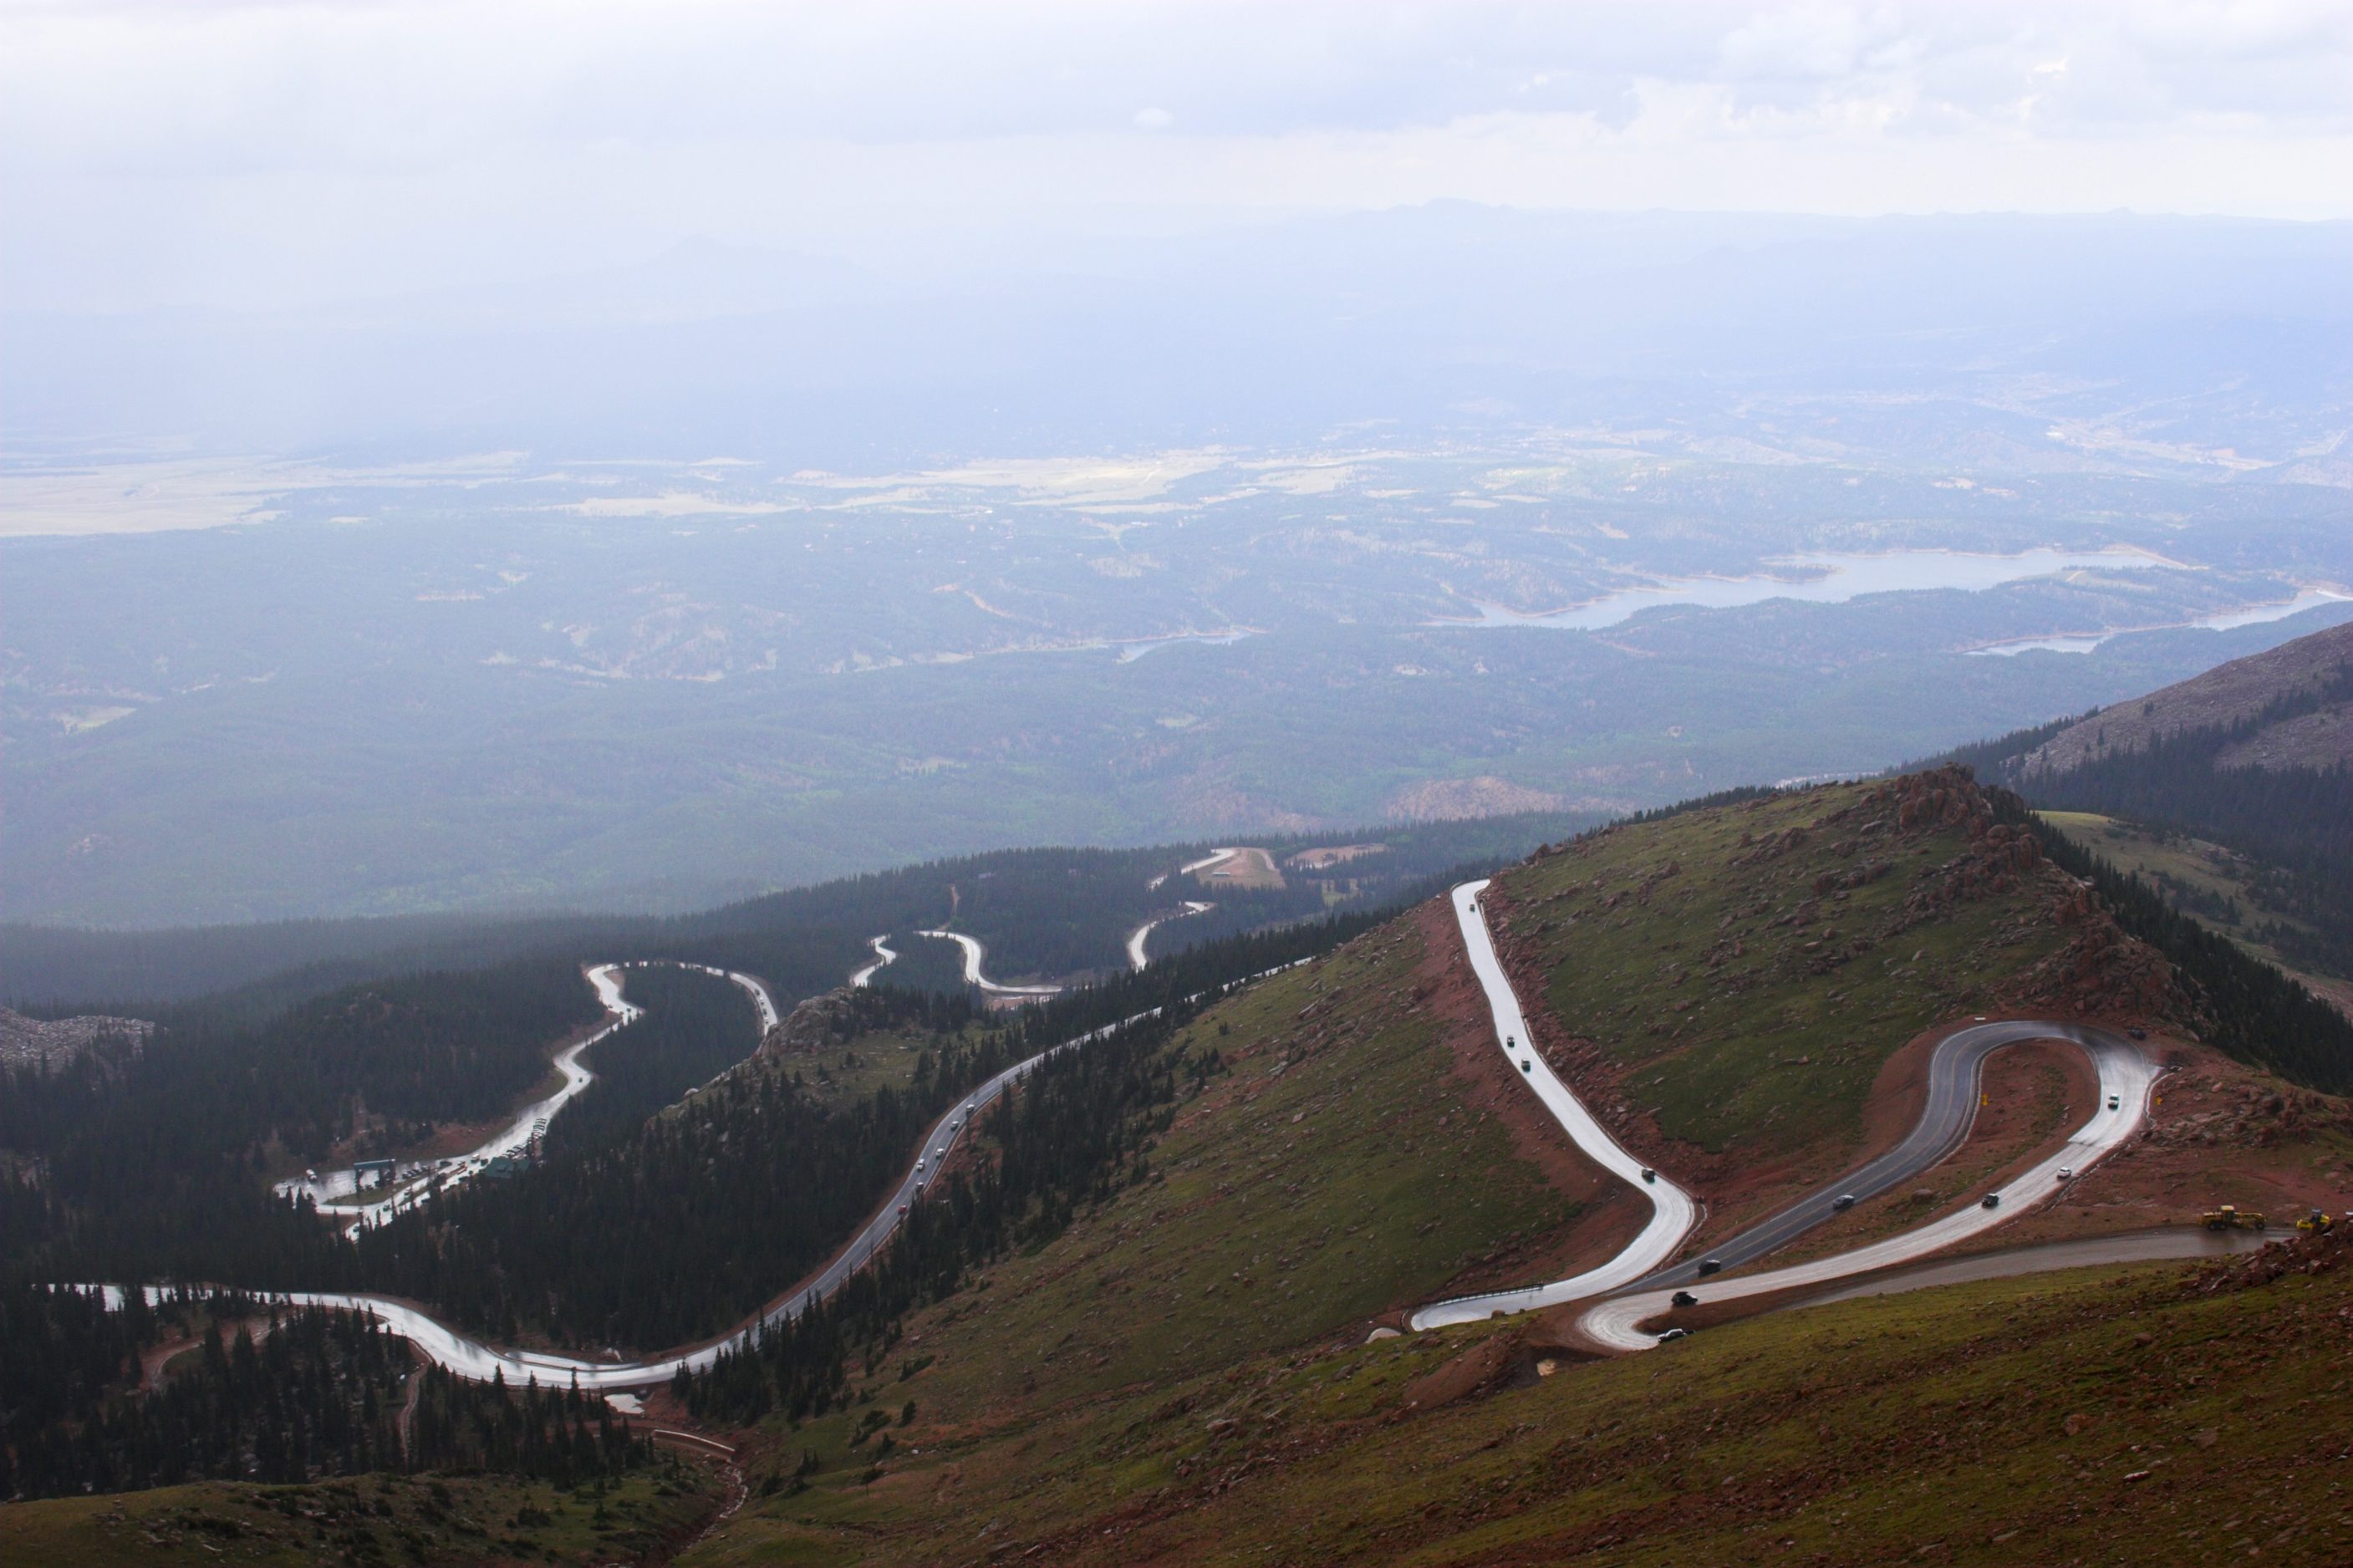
[2009,794,2353,1092]
[1948,669,2353,976]
[346,980,994,1348]
[0,1284,651,1501]
[675,1005,1207,1427]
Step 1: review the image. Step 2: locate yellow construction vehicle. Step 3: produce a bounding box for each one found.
[2294,1209,2336,1235]
[2201,1204,2267,1231]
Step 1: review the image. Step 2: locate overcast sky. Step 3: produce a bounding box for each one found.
[4,0,2349,313]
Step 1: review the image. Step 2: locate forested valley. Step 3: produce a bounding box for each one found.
[347,980,980,1347]
[0,1285,649,1502]
[0,960,607,1291]
[679,1004,1205,1428]
[1974,671,2353,976]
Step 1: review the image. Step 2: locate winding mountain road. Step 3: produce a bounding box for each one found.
[168,954,1301,1388]
[1127,902,1214,971]
[116,869,2182,1388]
[1624,1020,2153,1293]
[849,936,899,989]
[918,929,1063,997]
[1414,878,2163,1349]
[284,962,777,1236]
[1411,882,1698,1330]
[260,1005,1109,1389]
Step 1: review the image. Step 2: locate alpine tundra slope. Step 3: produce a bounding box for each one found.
[104,873,2167,1383]
[1410,881,1698,1328]
[1412,879,2161,1347]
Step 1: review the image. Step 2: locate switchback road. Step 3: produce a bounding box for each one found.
[849,936,898,988]
[918,929,1063,997]
[1127,901,1213,971]
[283,961,777,1237]
[1411,881,1699,1330]
[140,955,1303,1388]
[1413,880,2162,1349]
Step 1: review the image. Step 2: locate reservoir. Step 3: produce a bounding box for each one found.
[1431,547,2172,631]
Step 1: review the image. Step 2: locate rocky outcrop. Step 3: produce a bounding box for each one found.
[2011,901,2186,1023]
[2182,1215,2348,1295]
[756,987,864,1059]
[0,1006,152,1072]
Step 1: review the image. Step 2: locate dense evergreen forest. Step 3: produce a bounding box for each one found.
[348,981,967,1347]
[0,960,609,1293]
[2013,797,2353,1093]
[1947,672,2353,975]
[8,814,1581,1013]
[678,1004,1199,1426]
[872,933,973,995]
[0,965,768,1300]
[0,1284,649,1500]
[17,959,604,1164]
[532,965,759,1160]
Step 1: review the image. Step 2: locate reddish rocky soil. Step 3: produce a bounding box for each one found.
[1445,769,2348,1288]
[1970,1035,2353,1250]
[1406,899,1652,1304]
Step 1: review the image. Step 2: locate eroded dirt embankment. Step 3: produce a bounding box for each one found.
[1408,899,1650,1303]
[1466,771,2231,1263]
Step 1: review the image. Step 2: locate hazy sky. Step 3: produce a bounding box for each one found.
[4,0,2349,312]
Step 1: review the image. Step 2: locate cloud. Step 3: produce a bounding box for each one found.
[2,1,2345,310]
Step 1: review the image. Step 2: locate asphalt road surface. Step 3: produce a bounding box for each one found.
[1411,879,2162,1351]
[1628,1019,2153,1292]
[286,960,776,1238]
[849,935,898,988]
[918,929,1063,996]
[1410,880,1699,1331]
[1780,1224,2269,1311]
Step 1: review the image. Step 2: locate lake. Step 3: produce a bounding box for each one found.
[1429,547,2173,632]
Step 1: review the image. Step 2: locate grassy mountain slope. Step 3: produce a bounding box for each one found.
[663,771,2351,1564]
[0,1466,726,1567]
[705,1229,2353,1567]
[690,908,1610,1563]
[1951,621,2353,984]
[1478,771,2193,1241]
